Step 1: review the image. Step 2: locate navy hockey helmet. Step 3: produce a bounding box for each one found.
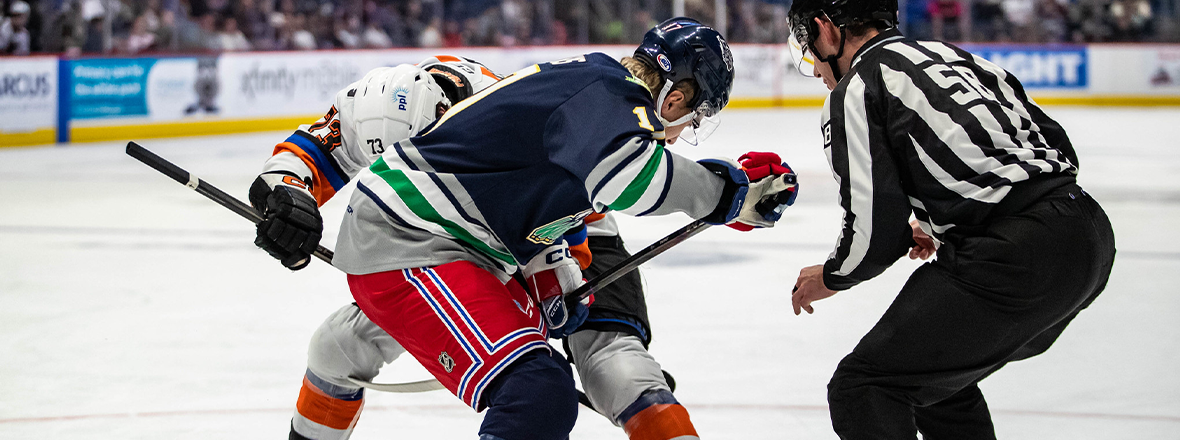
[787,0,898,78]
[634,17,734,144]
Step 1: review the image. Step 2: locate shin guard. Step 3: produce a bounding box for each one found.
[619,390,699,440]
[291,370,364,440]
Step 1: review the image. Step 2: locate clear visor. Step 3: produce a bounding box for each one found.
[787,31,816,77]
[677,100,721,146]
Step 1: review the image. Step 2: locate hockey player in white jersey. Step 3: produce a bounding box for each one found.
[247,55,502,439]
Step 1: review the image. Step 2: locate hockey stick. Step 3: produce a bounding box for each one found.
[565,172,796,301]
[125,141,334,265]
[127,142,437,392]
[346,377,446,393]
[127,140,711,302]
[126,141,710,393]
[567,219,709,301]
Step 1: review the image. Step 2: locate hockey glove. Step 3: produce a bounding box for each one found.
[522,245,593,339]
[248,171,323,270]
[697,156,798,230]
[731,151,799,231]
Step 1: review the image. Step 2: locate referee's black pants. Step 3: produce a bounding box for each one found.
[827,183,1116,440]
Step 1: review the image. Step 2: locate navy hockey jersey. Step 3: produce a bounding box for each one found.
[333,53,726,277]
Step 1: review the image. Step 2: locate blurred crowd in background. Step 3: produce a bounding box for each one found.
[1,0,1177,56]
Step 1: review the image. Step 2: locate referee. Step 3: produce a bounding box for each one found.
[785,0,1117,438]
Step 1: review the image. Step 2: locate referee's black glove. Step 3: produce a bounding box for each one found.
[249,172,323,270]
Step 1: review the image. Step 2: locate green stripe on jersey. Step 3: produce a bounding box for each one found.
[608,143,664,211]
[370,157,518,266]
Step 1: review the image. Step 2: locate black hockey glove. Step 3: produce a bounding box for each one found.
[249,172,323,270]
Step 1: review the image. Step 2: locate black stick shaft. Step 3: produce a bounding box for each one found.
[126,141,335,264]
[568,219,711,301]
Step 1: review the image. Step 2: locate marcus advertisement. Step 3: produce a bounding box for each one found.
[0,57,57,146]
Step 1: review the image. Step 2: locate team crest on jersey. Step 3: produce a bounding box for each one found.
[393,85,410,111]
[527,209,594,245]
[439,351,455,373]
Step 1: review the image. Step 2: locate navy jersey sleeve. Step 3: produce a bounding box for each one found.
[543,59,723,219]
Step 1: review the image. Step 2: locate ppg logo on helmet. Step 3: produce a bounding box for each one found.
[657,54,672,72]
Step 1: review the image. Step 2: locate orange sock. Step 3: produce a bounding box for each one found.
[620,390,699,440]
[292,371,364,439]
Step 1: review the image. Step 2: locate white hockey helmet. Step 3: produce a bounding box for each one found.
[417,55,502,105]
[349,63,453,140]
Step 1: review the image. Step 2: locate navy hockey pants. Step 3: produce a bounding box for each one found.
[827,183,1116,440]
[478,349,578,440]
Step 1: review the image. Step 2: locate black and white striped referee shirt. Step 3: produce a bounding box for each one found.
[820,29,1080,291]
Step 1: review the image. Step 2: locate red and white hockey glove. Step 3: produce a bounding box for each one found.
[698,154,799,231]
[522,245,593,339]
[731,152,799,231]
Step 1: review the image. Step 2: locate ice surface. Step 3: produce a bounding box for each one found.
[1,107,1177,439]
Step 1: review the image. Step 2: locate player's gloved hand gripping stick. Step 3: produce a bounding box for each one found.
[569,152,799,302]
[523,245,593,338]
[248,171,324,270]
[126,142,336,264]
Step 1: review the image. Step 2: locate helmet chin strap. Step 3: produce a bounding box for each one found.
[811,27,848,83]
[654,79,696,127]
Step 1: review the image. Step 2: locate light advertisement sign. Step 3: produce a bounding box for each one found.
[1148,47,1180,89]
[0,57,57,133]
[964,45,1088,89]
[69,58,156,119]
[65,57,218,123]
[216,52,370,118]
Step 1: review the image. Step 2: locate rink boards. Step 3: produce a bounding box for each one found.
[3,43,1180,148]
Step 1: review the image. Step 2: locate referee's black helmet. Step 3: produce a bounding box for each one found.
[787,0,899,49]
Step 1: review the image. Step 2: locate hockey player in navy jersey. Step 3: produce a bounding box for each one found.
[250,19,799,440]
[560,21,801,440]
[250,52,726,440]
